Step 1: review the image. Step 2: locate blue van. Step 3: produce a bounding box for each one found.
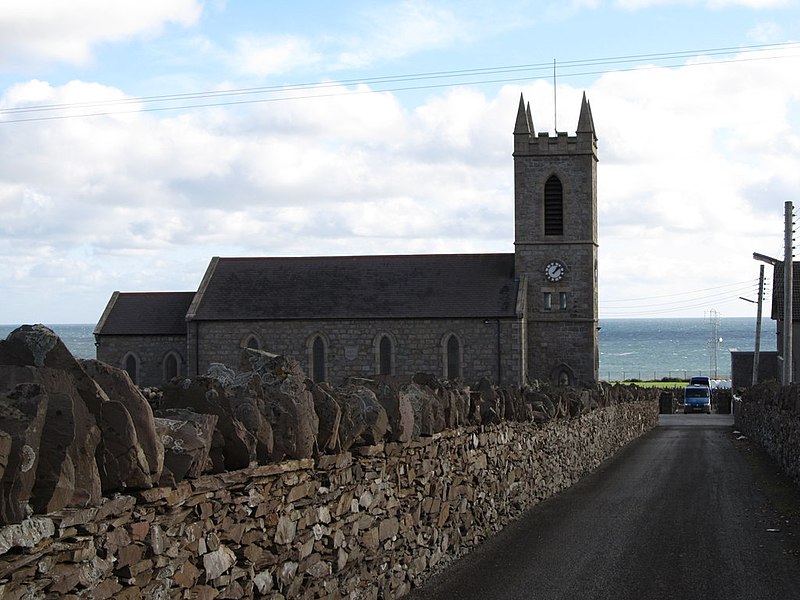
[684,385,712,414]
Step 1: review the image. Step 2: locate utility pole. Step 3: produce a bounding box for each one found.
[752,264,764,385]
[784,201,793,385]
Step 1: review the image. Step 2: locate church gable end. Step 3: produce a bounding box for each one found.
[94,291,195,387]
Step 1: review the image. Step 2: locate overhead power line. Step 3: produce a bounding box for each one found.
[599,278,767,317]
[600,279,763,304]
[2,41,799,124]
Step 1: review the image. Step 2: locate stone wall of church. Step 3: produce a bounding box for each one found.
[96,335,187,387]
[0,399,657,599]
[527,318,598,385]
[189,317,525,386]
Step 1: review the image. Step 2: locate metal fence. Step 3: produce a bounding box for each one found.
[599,369,731,382]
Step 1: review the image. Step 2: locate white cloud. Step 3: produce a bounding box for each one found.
[747,21,785,42]
[216,1,477,78]
[2,43,800,322]
[590,48,799,316]
[333,0,468,69]
[232,35,322,77]
[0,76,518,323]
[0,0,203,68]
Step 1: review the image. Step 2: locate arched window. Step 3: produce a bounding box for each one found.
[445,334,461,381]
[163,352,180,381]
[544,175,563,236]
[379,335,392,375]
[552,363,575,387]
[244,335,260,350]
[312,336,326,383]
[123,353,139,385]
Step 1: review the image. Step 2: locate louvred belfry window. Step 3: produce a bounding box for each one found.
[544,175,563,235]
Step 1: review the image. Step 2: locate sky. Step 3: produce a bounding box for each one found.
[2,0,800,325]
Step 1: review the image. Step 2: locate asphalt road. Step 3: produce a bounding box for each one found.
[407,414,800,600]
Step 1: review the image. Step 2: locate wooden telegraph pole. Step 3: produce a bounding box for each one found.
[752,264,764,385]
[784,201,794,385]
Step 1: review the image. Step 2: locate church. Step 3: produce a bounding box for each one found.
[94,93,599,389]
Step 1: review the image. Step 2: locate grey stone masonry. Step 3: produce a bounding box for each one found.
[0,397,658,599]
[736,384,800,483]
[187,317,525,386]
[97,334,187,387]
[513,93,599,384]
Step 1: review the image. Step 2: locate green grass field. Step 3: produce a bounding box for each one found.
[608,381,688,389]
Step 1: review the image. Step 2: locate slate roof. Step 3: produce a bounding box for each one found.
[187,254,519,321]
[94,291,196,335]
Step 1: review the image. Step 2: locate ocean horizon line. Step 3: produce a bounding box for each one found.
[1,315,772,325]
[1,319,774,381]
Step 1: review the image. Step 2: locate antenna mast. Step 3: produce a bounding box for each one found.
[706,309,721,378]
[553,59,557,132]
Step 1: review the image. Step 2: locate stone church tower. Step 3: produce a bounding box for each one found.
[513,93,599,384]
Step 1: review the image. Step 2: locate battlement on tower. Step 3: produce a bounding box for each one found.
[513,93,597,157]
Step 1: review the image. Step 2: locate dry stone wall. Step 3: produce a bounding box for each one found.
[735,383,800,483]
[0,401,656,599]
[0,324,659,598]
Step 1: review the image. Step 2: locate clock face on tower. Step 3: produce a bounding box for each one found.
[545,260,565,282]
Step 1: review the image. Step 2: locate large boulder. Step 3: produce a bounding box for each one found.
[0,326,155,498]
[336,384,388,449]
[161,376,256,471]
[0,325,76,371]
[474,378,503,425]
[0,383,48,523]
[411,374,466,430]
[228,382,274,464]
[400,383,437,437]
[207,362,274,464]
[154,409,218,484]
[310,382,342,453]
[523,388,555,423]
[80,360,164,483]
[362,377,414,443]
[0,363,102,516]
[497,385,531,422]
[247,351,318,461]
[97,400,152,491]
[451,385,474,427]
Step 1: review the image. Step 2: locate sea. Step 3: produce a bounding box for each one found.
[598,317,775,382]
[0,318,775,382]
